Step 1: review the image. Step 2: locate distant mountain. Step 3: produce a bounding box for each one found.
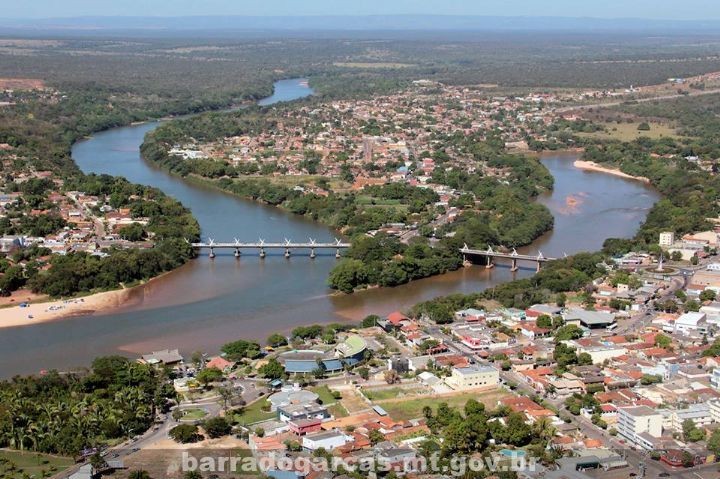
[0,15,719,35]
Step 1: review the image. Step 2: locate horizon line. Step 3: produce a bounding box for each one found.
[1,13,719,22]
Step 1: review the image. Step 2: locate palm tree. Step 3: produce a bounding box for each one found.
[532,416,557,443]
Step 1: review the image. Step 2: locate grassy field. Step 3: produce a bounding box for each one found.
[312,385,349,418]
[328,402,349,418]
[577,121,681,141]
[233,398,275,426]
[234,174,349,190]
[0,450,74,479]
[356,195,405,206]
[376,389,509,421]
[180,408,208,421]
[362,386,426,401]
[311,385,337,405]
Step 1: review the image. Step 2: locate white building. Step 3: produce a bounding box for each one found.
[659,232,675,247]
[301,430,350,451]
[701,303,720,326]
[674,312,707,335]
[710,399,720,423]
[617,406,663,450]
[668,404,712,432]
[567,341,627,364]
[712,368,720,390]
[445,364,499,390]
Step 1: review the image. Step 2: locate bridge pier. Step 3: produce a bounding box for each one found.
[511,258,518,272]
[485,256,494,269]
[310,248,316,259]
[259,247,266,259]
[209,248,216,259]
[234,248,241,258]
[285,248,291,258]
[536,262,542,273]
[335,249,341,259]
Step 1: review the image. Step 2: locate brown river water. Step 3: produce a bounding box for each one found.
[0,79,659,377]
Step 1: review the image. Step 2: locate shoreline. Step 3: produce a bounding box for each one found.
[0,270,178,329]
[0,288,133,329]
[573,160,651,184]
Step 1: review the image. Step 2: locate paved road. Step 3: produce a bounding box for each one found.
[554,87,720,114]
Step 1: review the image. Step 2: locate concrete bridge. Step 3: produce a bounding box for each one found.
[460,244,558,272]
[191,238,350,259]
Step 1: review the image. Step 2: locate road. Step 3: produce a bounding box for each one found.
[55,377,265,478]
[554,87,720,114]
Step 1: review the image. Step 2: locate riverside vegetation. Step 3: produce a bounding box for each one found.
[415,91,720,315]
[4,33,720,297]
[141,94,554,293]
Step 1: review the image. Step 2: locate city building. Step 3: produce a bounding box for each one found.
[563,308,616,330]
[674,312,707,334]
[617,406,663,450]
[301,430,351,451]
[278,403,330,423]
[659,232,675,247]
[445,364,499,390]
[668,404,712,432]
[712,368,720,390]
[138,349,184,367]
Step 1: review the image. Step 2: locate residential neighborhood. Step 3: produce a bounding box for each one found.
[51,226,720,479]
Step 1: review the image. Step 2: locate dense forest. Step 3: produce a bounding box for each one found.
[0,356,175,455]
[5,34,720,94]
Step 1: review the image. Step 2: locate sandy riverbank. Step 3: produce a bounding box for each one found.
[0,288,132,329]
[574,160,651,183]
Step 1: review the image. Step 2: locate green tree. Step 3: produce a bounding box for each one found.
[267,333,288,348]
[682,419,705,442]
[196,367,223,388]
[685,299,701,312]
[259,358,285,380]
[327,259,367,293]
[554,324,583,342]
[169,424,201,444]
[220,339,261,361]
[536,315,553,329]
[554,343,579,369]
[701,289,717,302]
[655,333,672,349]
[361,315,380,328]
[118,223,146,242]
[369,429,385,445]
[203,417,232,438]
[577,352,593,366]
[708,429,720,455]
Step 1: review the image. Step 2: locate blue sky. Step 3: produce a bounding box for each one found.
[4,0,720,20]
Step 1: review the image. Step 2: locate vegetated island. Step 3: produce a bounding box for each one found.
[141,81,559,293]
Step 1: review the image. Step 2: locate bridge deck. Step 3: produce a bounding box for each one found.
[460,248,556,262]
[192,243,350,249]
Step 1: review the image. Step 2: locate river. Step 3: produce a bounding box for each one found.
[0,79,660,377]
